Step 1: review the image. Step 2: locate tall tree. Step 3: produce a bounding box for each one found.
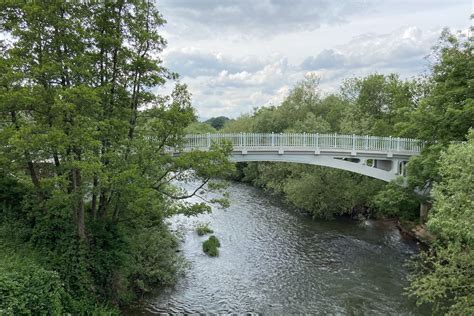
[0,1,231,241]
[408,130,474,314]
[404,29,473,190]
[339,73,415,136]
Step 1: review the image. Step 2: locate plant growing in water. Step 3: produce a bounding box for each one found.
[196,222,214,236]
[203,235,221,257]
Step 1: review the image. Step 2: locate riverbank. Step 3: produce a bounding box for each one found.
[396,221,436,246]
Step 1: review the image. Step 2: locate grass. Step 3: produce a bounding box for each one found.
[196,222,213,236]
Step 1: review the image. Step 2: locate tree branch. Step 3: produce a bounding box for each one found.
[156,178,209,200]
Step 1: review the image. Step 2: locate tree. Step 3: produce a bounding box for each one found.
[403,29,473,144]
[408,130,474,314]
[339,74,415,136]
[0,0,230,238]
[221,114,254,132]
[404,29,473,191]
[205,116,230,130]
[184,121,217,134]
[0,1,232,309]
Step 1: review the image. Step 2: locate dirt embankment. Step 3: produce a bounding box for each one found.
[396,222,435,245]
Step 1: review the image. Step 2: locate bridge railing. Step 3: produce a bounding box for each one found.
[182,133,423,153]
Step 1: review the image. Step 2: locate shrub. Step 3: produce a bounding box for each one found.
[0,264,66,315]
[127,225,182,296]
[196,222,213,236]
[371,180,420,221]
[202,235,221,257]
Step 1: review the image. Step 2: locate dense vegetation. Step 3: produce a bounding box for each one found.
[408,132,473,314]
[184,116,230,134]
[221,73,422,220]
[0,1,232,314]
[219,29,473,313]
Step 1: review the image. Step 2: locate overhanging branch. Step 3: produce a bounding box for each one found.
[156,178,209,200]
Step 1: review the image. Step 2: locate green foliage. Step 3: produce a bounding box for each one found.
[372,180,420,220]
[0,263,67,315]
[408,131,474,314]
[406,144,444,191]
[205,116,230,130]
[0,173,187,313]
[127,225,184,296]
[288,112,331,133]
[196,222,214,236]
[184,122,217,134]
[279,165,383,219]
[0,1,233,313]
[221,114,254,132]
[202,235,221,257]
[402,30,473,190]
[400,30,473,144]
[429,135,474,244]
[408,243,473,315]
[339,73,414,136]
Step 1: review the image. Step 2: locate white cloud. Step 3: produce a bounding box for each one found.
[168,26,443,118]
[155,1,472,118]
[163,47,266,77]
[174,57,297,118]
[160,0,375,39]
[302,27,438,71]
[209,58,289,88]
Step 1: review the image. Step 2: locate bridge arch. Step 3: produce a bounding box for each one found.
[230,153,403,182]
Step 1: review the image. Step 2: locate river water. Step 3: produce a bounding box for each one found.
[130,182,423,315]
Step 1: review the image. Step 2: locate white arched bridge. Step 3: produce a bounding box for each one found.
[178,133,423,183]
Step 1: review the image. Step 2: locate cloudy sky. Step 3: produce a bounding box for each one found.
[156,0,472,119]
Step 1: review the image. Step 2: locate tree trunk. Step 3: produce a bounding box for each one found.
[98,189,108,219]
[91,176,98,220]
[10,111,44,199]
[72,168,86,240]
[420,202,432,224]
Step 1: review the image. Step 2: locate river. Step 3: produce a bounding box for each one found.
[128,182,424,315]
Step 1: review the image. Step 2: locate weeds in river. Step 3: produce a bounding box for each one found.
[196,223,214,236]
[203,236,221,257]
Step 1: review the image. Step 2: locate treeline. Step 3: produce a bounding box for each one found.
[221,73,419,220]
[201,29,472,313]
[0,1,232,314]
[218,73,424,220]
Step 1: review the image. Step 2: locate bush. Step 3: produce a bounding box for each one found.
[196,222,213,236]
[202,235,221,257]
[0,263,66,315]
[127,225,182,296]
[371,180,420,221]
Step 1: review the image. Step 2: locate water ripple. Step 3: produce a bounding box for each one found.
[129,182,423,315]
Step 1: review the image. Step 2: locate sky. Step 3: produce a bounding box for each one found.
[155,0,472,120]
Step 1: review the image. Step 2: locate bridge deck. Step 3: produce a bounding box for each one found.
[179,133,423,155]
[156,133,423,182]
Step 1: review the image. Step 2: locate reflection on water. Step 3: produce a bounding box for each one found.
[129,182,423,315]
